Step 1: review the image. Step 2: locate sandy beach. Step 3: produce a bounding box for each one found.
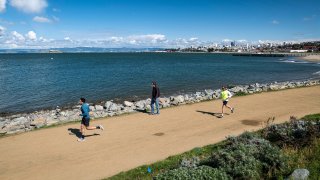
[0,86,319,180]
[300,55,320,62]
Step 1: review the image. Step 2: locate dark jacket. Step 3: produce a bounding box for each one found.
[152,87,160,99]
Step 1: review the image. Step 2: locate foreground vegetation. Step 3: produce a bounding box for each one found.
[107,113,320,180]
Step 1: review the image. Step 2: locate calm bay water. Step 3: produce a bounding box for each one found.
[0,53,319,114]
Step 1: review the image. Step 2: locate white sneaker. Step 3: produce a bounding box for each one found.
[221,114,224,118]
[231,108,234,113]
[98,125,104,130]
[77,138,85,142]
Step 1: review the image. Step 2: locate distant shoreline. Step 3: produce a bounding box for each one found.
[299,55,320,62]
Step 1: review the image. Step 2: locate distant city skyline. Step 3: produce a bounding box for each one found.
[0,0,319,49]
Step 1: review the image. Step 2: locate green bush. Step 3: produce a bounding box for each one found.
[262,117,320,148]
[202,132,287,179]
[154,166,231,180]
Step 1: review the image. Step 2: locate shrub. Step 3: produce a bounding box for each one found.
[262,116,320,148]
[202,132,287,179]
[154,166,231,180]
[180,157,200,168]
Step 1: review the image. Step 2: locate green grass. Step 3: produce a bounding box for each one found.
[282,138,320,179]
[302,113,320,122]
[106,141,226,180]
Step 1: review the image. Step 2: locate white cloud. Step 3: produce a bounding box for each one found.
[0,25,5,36]
[25,31,36,40]
[11,31,25,41]
[0,0,6,12]
[33,16,51,23]
[9,0,47,13]
[271,20,279,24]
[128,34,166,44]
[189,37,198,42]
[222,39,232,42]
[237,39,247,43]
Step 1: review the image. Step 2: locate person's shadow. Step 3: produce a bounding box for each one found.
[68,128,100,138]
[196,110,229,118]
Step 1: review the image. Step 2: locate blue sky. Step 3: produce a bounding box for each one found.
[0,0,319,48]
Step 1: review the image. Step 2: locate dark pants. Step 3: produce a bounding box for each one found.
[81,117,90,127]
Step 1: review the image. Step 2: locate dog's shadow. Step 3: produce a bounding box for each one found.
[67,128,100,138]
[196,110,229,118]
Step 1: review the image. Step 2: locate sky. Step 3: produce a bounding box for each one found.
[0,0,319,48]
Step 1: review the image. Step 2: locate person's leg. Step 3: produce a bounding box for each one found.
[226,104,234,113]
[150,98,155,114]
[155,98,160,114]
[221,104,224,117]
[78,121,86,141]
[85,118,104,130]
[80,124,85,137]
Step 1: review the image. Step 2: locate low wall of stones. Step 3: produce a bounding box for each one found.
[0,79,319,135]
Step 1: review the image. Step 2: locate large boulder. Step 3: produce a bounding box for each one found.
[109,103,119,112]
[94,105,104,111]
[171,95,184,105]
[204,89,214,96]
[135,100,146,109]
[124,101,134,107]
[30,117,46,128]
[89,106,95,111]
[290,169,309,180]
[104,101,113,110]
[269,84,280,90]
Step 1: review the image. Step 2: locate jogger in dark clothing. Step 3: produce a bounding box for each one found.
[150,81,160,115]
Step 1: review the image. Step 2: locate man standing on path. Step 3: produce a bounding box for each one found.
[220,86,234,117]
[78,97,104,142]
[150,81,160,115]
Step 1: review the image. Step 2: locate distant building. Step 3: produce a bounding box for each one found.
[290,50,308,53]
[231,41,235,47]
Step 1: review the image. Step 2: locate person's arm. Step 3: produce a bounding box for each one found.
[80,106,84,116]
[157,88,160,98]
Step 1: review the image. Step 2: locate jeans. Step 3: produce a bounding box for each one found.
[151,98,160,114]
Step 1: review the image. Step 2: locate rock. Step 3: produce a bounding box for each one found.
[104,101,113,110]
[171,95,184,105]
[269,84,279,90]
[204,89,214,96]
[12,117,28,124]
[135,100,145,109]
[124,101,134,107]
[290,169,309,180]
[89,105,96,111]
[31,118,46,128]
[109,103,119,112]
[95,105,104,111]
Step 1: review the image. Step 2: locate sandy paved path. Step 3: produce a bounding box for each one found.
[0,86,319,180]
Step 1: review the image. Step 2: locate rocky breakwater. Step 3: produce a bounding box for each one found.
[0,79,319,135]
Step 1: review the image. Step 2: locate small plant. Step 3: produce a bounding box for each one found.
[154,166,231,180]
[180,157,200,168]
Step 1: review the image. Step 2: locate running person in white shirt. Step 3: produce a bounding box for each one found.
[220,86,234,117]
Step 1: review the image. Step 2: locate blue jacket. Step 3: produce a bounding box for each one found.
[80,103,90,118]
